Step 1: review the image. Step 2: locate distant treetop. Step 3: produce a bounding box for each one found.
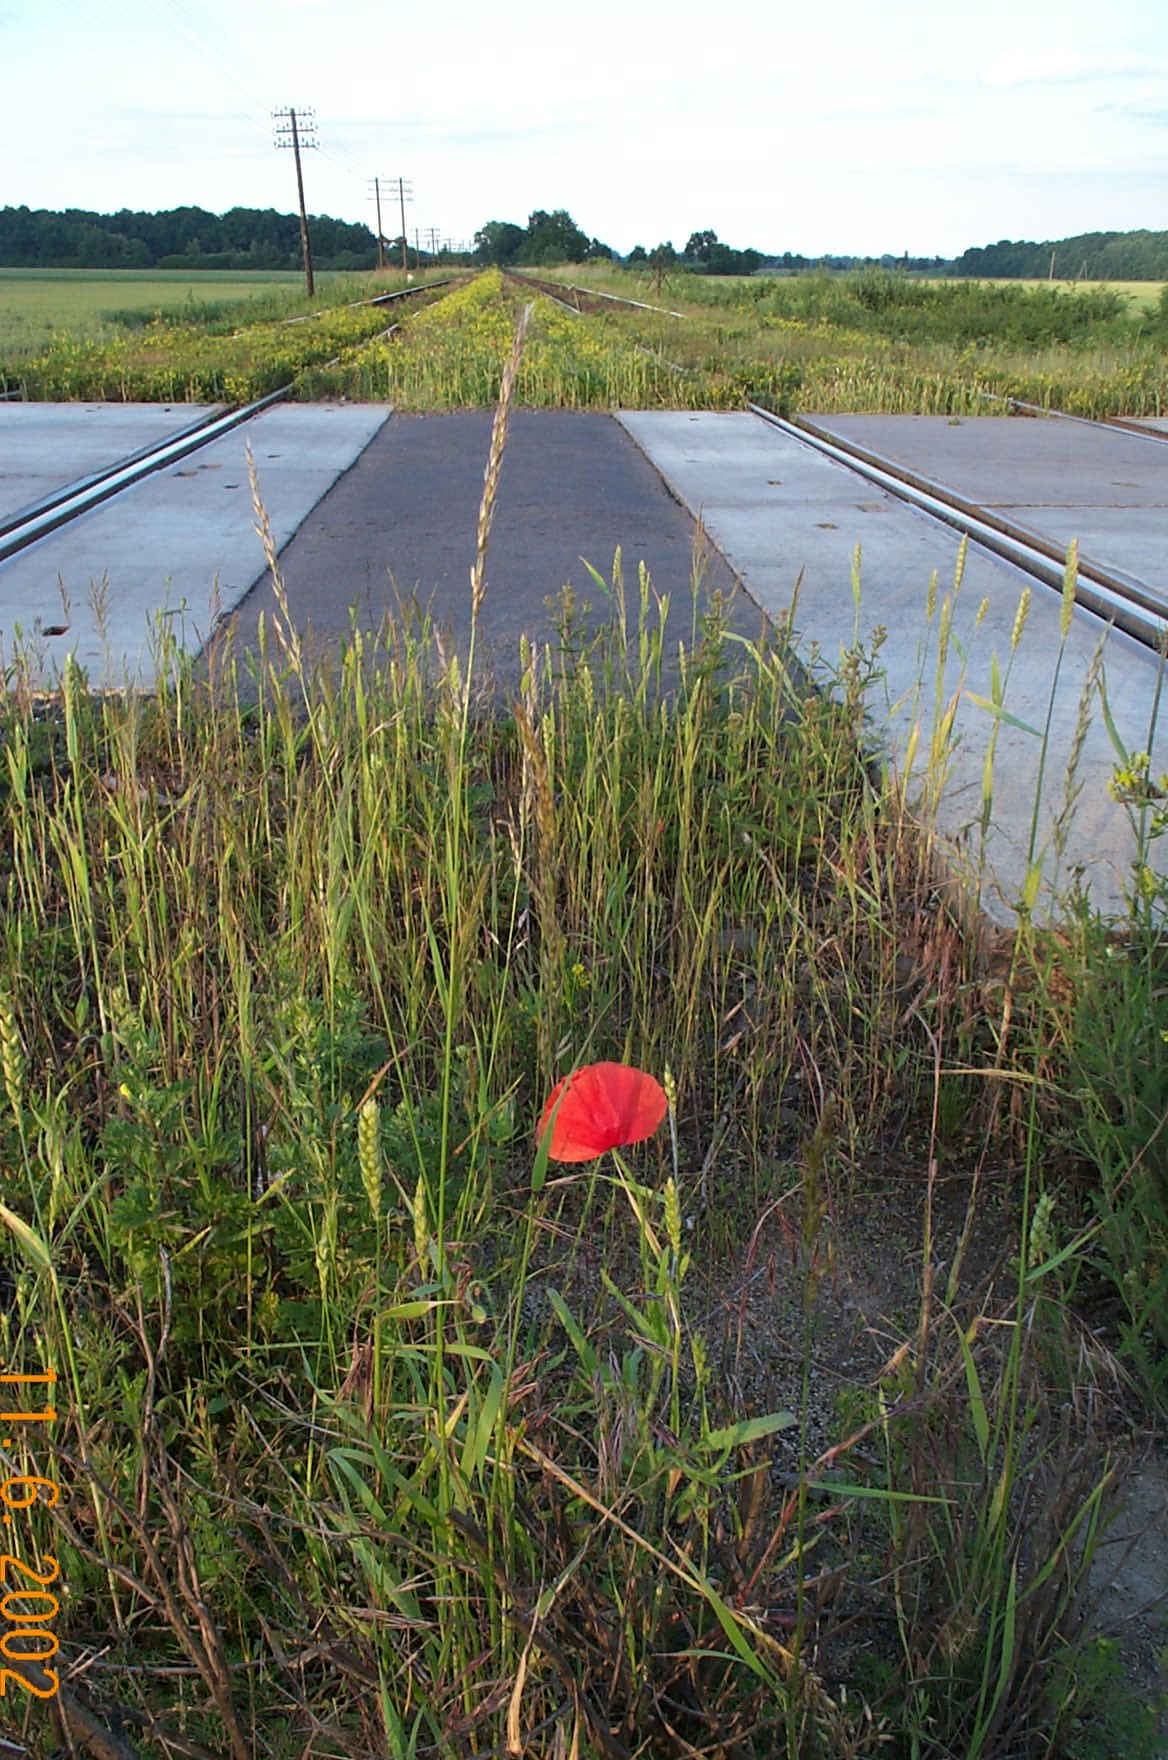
[954,230,1168,281]
[5,204,1165,282]
[0,204,377,270]
[473,210,613,266]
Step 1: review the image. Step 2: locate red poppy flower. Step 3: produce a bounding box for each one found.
[536,1062,668,1164]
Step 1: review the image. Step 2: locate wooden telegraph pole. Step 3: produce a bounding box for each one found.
[398,178,410,273]
[369,177,387,270]
[385,177,412,273]
[273,107,318,297]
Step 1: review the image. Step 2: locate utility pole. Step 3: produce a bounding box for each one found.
[369,177,388,270]
[273,106,318,296]
[384,177,412,273]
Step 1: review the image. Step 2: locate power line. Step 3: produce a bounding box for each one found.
[146,0,273,124]
[149,0,372,217]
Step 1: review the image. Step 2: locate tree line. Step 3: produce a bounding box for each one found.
[0,203,907,279]
[472,215,807,276]
[953,230,1168,281]
[3,203,1167,282]
[0,205,377,270]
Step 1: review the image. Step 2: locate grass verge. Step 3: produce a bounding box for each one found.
[7,265,1167,415]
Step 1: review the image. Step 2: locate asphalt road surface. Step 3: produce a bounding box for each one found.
[213,409,768,693]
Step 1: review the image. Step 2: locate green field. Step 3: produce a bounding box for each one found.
[0,266,355,358]
[934,275,1166,311]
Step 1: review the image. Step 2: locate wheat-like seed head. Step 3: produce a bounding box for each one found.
[470,302,533,619]
[1011,586,1031,653]
[0,992,23,1122]
[1060,538,1080,641]
[358,1097,381,1223]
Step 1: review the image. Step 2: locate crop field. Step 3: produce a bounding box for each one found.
[0,274,1165,1759]
[0,267,385,364]
[954,276,1165,312]
[0,270,434,400]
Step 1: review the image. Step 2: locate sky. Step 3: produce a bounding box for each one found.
[3,0,1167,260]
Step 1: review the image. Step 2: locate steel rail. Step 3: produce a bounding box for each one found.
[365,278,453,308]
[1094,411,1168,441]
[0,282,457,562]
[501,269,687,320]
[976,388,1168,445]
[275,277,453,325]
[1,402,235,535]
[0,386,292,565]
[500,270,583,317]
[565,282,687,319]
[748,402,1168,652]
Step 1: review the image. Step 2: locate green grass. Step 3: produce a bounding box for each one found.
[947,277,1166,313]
[0,268,329,356]
[300,266,739,408]
[0,267,411,373]
[0,280,1165,1755]
[0,335,1164,1757]
[2,273,439,401]
[532,264,1168,418]
[313,265,1168,419]
[6,263,1168,414]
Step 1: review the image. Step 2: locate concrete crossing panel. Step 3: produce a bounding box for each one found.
[617,409,1168,921]
[0,402,390,684]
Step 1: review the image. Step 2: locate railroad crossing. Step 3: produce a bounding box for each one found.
[1,398,1165,923]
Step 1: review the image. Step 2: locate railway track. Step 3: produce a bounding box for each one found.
[7,386,1166,655]
[496,278,1166,648]
[748,402,1168,653]
[0,274,667,567]
[501,268,687,319]
[3,268,1165,658]
[0,280,452,566]
[0,390,293,565]
[978,389,1168,444]
[274,277,453,326]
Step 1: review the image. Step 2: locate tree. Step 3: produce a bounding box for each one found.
[523,209,590,264]
[685,229,718,263]
[952,228,1168,280]
[707,241,762,275]
[683,229,762,276]
[0,202,375,270]
[474,220,525,265]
